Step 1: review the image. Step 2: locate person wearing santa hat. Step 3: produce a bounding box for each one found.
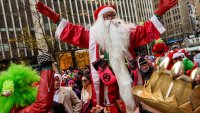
[172,52,194,75]
[36,0,178,112]
[152,39,169,68]
[152,39,169,58]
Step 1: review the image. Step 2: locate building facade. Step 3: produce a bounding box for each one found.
[0,0,36,62]
[152,0,195,44]
[194,0,200,35]
[0,0,156,66]
[132,0,154,24]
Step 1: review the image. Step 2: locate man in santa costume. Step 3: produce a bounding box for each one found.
[36,0,177,112]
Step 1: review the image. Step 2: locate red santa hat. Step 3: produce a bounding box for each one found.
[94,5,116,20]
[172,52,185,59]
[178,49,189,58]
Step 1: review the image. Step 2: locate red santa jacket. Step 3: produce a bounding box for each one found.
[10,69,54,113]
[55,15,165,106]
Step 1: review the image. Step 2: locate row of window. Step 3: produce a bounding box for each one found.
[172,8,180,15]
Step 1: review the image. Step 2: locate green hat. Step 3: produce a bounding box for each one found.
[182,58,194,75]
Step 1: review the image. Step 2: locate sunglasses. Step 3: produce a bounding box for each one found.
[81,79,88,83]
[103,13,116,20]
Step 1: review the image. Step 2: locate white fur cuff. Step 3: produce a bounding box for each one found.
[55,19,68,40]
[150,15,166,34]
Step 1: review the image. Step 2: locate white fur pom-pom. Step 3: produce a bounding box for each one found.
[100,55,104,59]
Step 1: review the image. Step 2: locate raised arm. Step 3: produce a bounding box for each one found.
[129,0,177,48]
[55,19,89,48]
[29,53,55,113]
[130,16,164,48]
[36,2,89,49]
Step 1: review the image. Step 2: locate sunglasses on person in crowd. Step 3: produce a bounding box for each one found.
[81,79,88,83]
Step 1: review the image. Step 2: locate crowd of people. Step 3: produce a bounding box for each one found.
[2,0,200,113]
[51,40,200,113]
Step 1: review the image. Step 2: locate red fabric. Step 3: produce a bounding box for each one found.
[60,22,89,49]
[129,20,161,59]
[179,49,190,58]
[94,6,116,20]
[152,43,169,57]
[167,51,177,70]
[11,69,54,113]
[132,69,144,86]
[59,18,161,107]
[154,0,178,16]
[99,80,105,106]
[61,81,65,86]
[133,69,139,86]
[36,2,60,23]
[107,83,120,104]
[81,100,92,113]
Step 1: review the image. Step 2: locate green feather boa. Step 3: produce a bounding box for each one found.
[0,63,40,113]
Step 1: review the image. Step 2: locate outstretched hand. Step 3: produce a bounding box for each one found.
[36,2,60,24]
[90,105,106,113]
[154,0,178,16]
[36,2,46,14]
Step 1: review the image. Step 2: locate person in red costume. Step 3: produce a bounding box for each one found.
[15,53,55,113]
[152,39,169,58]
[36,0,177,112]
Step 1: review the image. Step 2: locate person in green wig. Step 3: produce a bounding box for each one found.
[0,53,55,113]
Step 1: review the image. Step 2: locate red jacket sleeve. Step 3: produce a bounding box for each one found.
[129,15,166,48]
[29,69,54,113]
[55,19,90,49]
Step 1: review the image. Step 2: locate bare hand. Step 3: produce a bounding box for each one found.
[90,105,104,113]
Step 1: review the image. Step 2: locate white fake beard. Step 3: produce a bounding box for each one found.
[90,16,136,110]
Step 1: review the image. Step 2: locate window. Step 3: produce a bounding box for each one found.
[3,44,10,51]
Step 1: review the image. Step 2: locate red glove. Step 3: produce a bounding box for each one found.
[36,2,60,24]
[154,0,178,16]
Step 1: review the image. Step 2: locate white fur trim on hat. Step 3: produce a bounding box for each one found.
[172,52,185,59]
[54,73,62,86]
[98,7,116,18]
[100,55,104,59]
